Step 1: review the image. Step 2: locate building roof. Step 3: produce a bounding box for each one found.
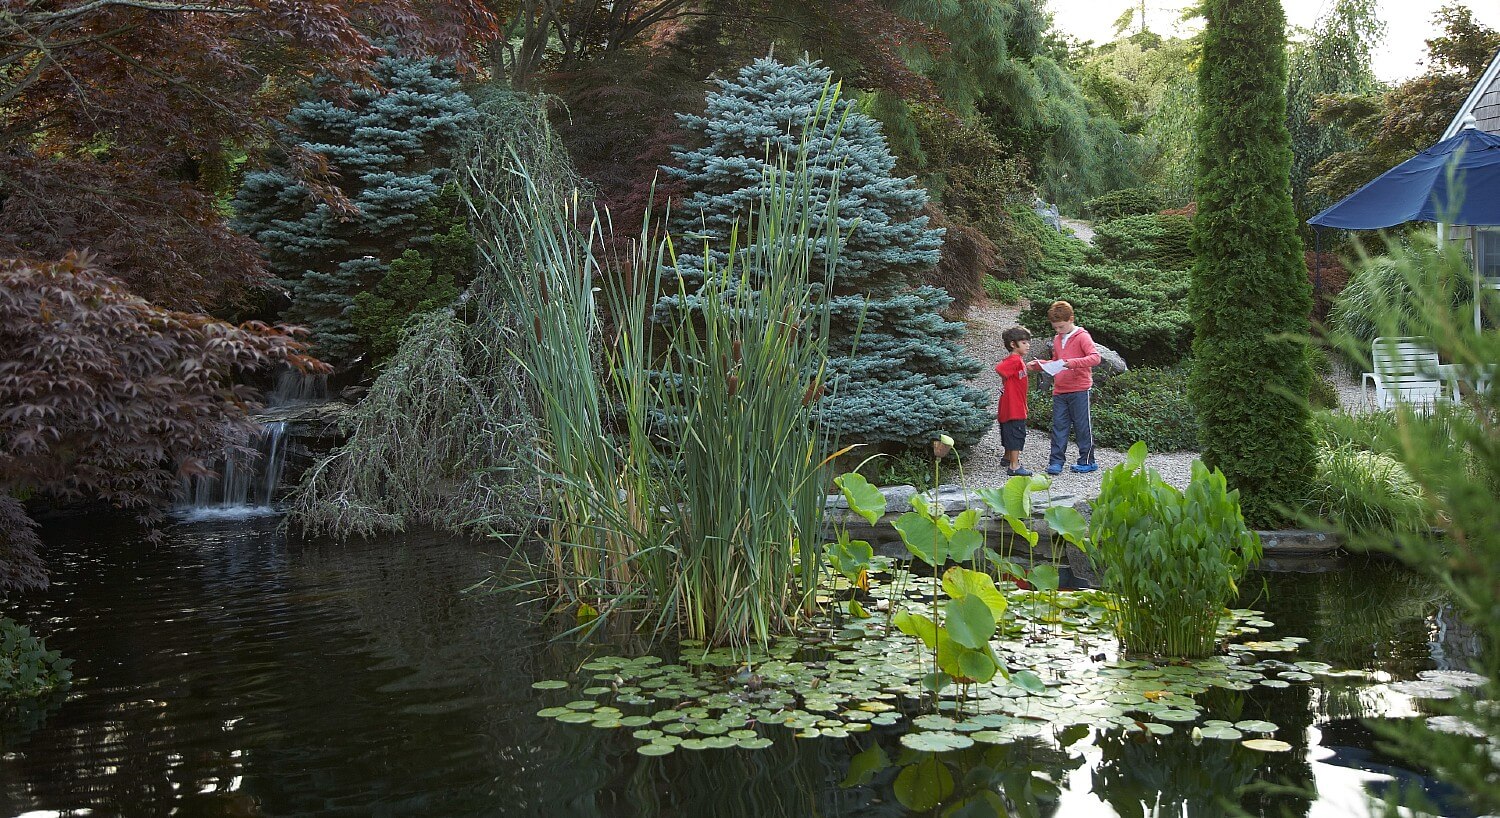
[1445,51,1500,139]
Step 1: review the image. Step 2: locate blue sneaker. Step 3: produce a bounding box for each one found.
[1070,463,1099,473]
[1045,464,1063,476]
[1007,467,1034,477]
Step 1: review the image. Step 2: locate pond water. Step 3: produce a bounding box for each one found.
[0,516,1480,817]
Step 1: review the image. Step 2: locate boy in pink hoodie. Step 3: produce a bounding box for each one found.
[1037,300,1101,475]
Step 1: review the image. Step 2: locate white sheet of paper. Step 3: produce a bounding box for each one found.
[1040,359,1067,376]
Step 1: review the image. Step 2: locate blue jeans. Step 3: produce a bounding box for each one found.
[1050,390,1094,468]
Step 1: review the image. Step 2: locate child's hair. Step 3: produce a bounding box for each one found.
[1047,300,1075,322]
[1001,326,1032,351]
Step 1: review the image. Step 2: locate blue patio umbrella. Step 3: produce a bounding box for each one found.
[1309,124,1500,331]
[1308,126,1500,229]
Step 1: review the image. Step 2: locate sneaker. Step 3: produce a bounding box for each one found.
[1045,464,1064,476]
[1007,467,1034,477]
[1070,463,1099,473]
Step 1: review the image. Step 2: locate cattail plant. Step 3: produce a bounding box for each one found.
[466,85,851,650]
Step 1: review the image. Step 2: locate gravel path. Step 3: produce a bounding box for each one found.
[1058,218,1095,244]
[955,303,1366,498]
[957,300,1201,498]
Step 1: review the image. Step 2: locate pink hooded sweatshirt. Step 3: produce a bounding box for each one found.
[1050,327,1101,394]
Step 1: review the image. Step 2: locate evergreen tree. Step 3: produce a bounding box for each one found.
[665,57,991,448]
[1285,0,1384,231]
[234,52,477,362]
[1189,0,1315,526]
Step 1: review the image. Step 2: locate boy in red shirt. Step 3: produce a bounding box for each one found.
[994,326,1034,477]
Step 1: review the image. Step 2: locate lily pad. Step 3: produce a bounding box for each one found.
[636,744,674,756]
[1242,738,1293,752]
[900,731,974,752]
[1417,670,1487,688]
[532,680,569,690]
[1198,725,1243,740]
[1234,720,1278,734]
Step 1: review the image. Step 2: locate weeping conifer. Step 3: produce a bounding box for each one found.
[1189,0,1315,526]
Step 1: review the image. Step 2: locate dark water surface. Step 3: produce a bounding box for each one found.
[0,516,1479,817]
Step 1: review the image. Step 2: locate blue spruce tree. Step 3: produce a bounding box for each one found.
[666,57,991,447]
[233,52,477,362]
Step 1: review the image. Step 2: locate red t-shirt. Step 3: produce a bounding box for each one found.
[994,352,1028,421]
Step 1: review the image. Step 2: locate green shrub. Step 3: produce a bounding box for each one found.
[1092,214,1195,270]
[1085,187,1164,221]
[1309,375,1340,411]
[857,451,940,491]
[1085,443,1262,658]
[1010,203,1091,278]
[1188,0,1316,527]
[1020,261,1191,365]
[1329,247,1472,346]
[1027,365,1199,452]
[982,276,1022,304]
[1303,445,1429,535]
[0,617,72,700]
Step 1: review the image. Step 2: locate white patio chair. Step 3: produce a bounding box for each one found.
[1362,336,1445,412]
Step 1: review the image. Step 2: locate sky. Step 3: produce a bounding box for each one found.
[1045,0,1500,83]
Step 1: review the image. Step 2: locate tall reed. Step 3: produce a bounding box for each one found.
[467,85,850,649]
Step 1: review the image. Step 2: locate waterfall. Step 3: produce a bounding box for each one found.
[268,369,329,405]
[178,422,290,520]
[178,367,332,520]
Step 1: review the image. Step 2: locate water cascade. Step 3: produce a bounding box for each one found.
[178,421,290,519]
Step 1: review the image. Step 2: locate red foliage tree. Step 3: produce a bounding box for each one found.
[0,253,329,591]
[0,0,498,312]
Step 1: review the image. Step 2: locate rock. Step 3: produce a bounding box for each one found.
[1028,338,1128,378]
[340,385,368,402]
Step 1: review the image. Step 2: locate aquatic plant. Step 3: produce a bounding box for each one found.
[529,557,1401,760]
[475,96,845,648]
[0,617,71,700]
[1086,442,1263,659]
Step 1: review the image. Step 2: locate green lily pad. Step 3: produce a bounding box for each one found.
[532,680,569,690]
[1198,725,1243,740]
[1235,720,1278,734]
[556,711,595,724]
[1242,738,1292,752]
[900,731,974,752]
[536,707,569,718]
[637,744,674,756]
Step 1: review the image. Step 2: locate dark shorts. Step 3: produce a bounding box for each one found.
[999,419,1027,451]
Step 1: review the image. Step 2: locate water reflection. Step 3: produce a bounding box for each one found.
[0,521,1474,817]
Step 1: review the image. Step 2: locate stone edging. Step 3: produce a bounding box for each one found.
[823,484,1342,559]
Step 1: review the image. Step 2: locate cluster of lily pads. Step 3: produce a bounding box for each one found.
[532,469,1490,759]
[535,556,1351,757]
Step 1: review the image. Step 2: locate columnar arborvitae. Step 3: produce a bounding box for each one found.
[1189,0,1315,526]
[665,57,991,447]
[233,53,477,362]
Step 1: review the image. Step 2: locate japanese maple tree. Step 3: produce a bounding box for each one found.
[0,252,328,591]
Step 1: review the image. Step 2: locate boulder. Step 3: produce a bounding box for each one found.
[1027,338,1128,380]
